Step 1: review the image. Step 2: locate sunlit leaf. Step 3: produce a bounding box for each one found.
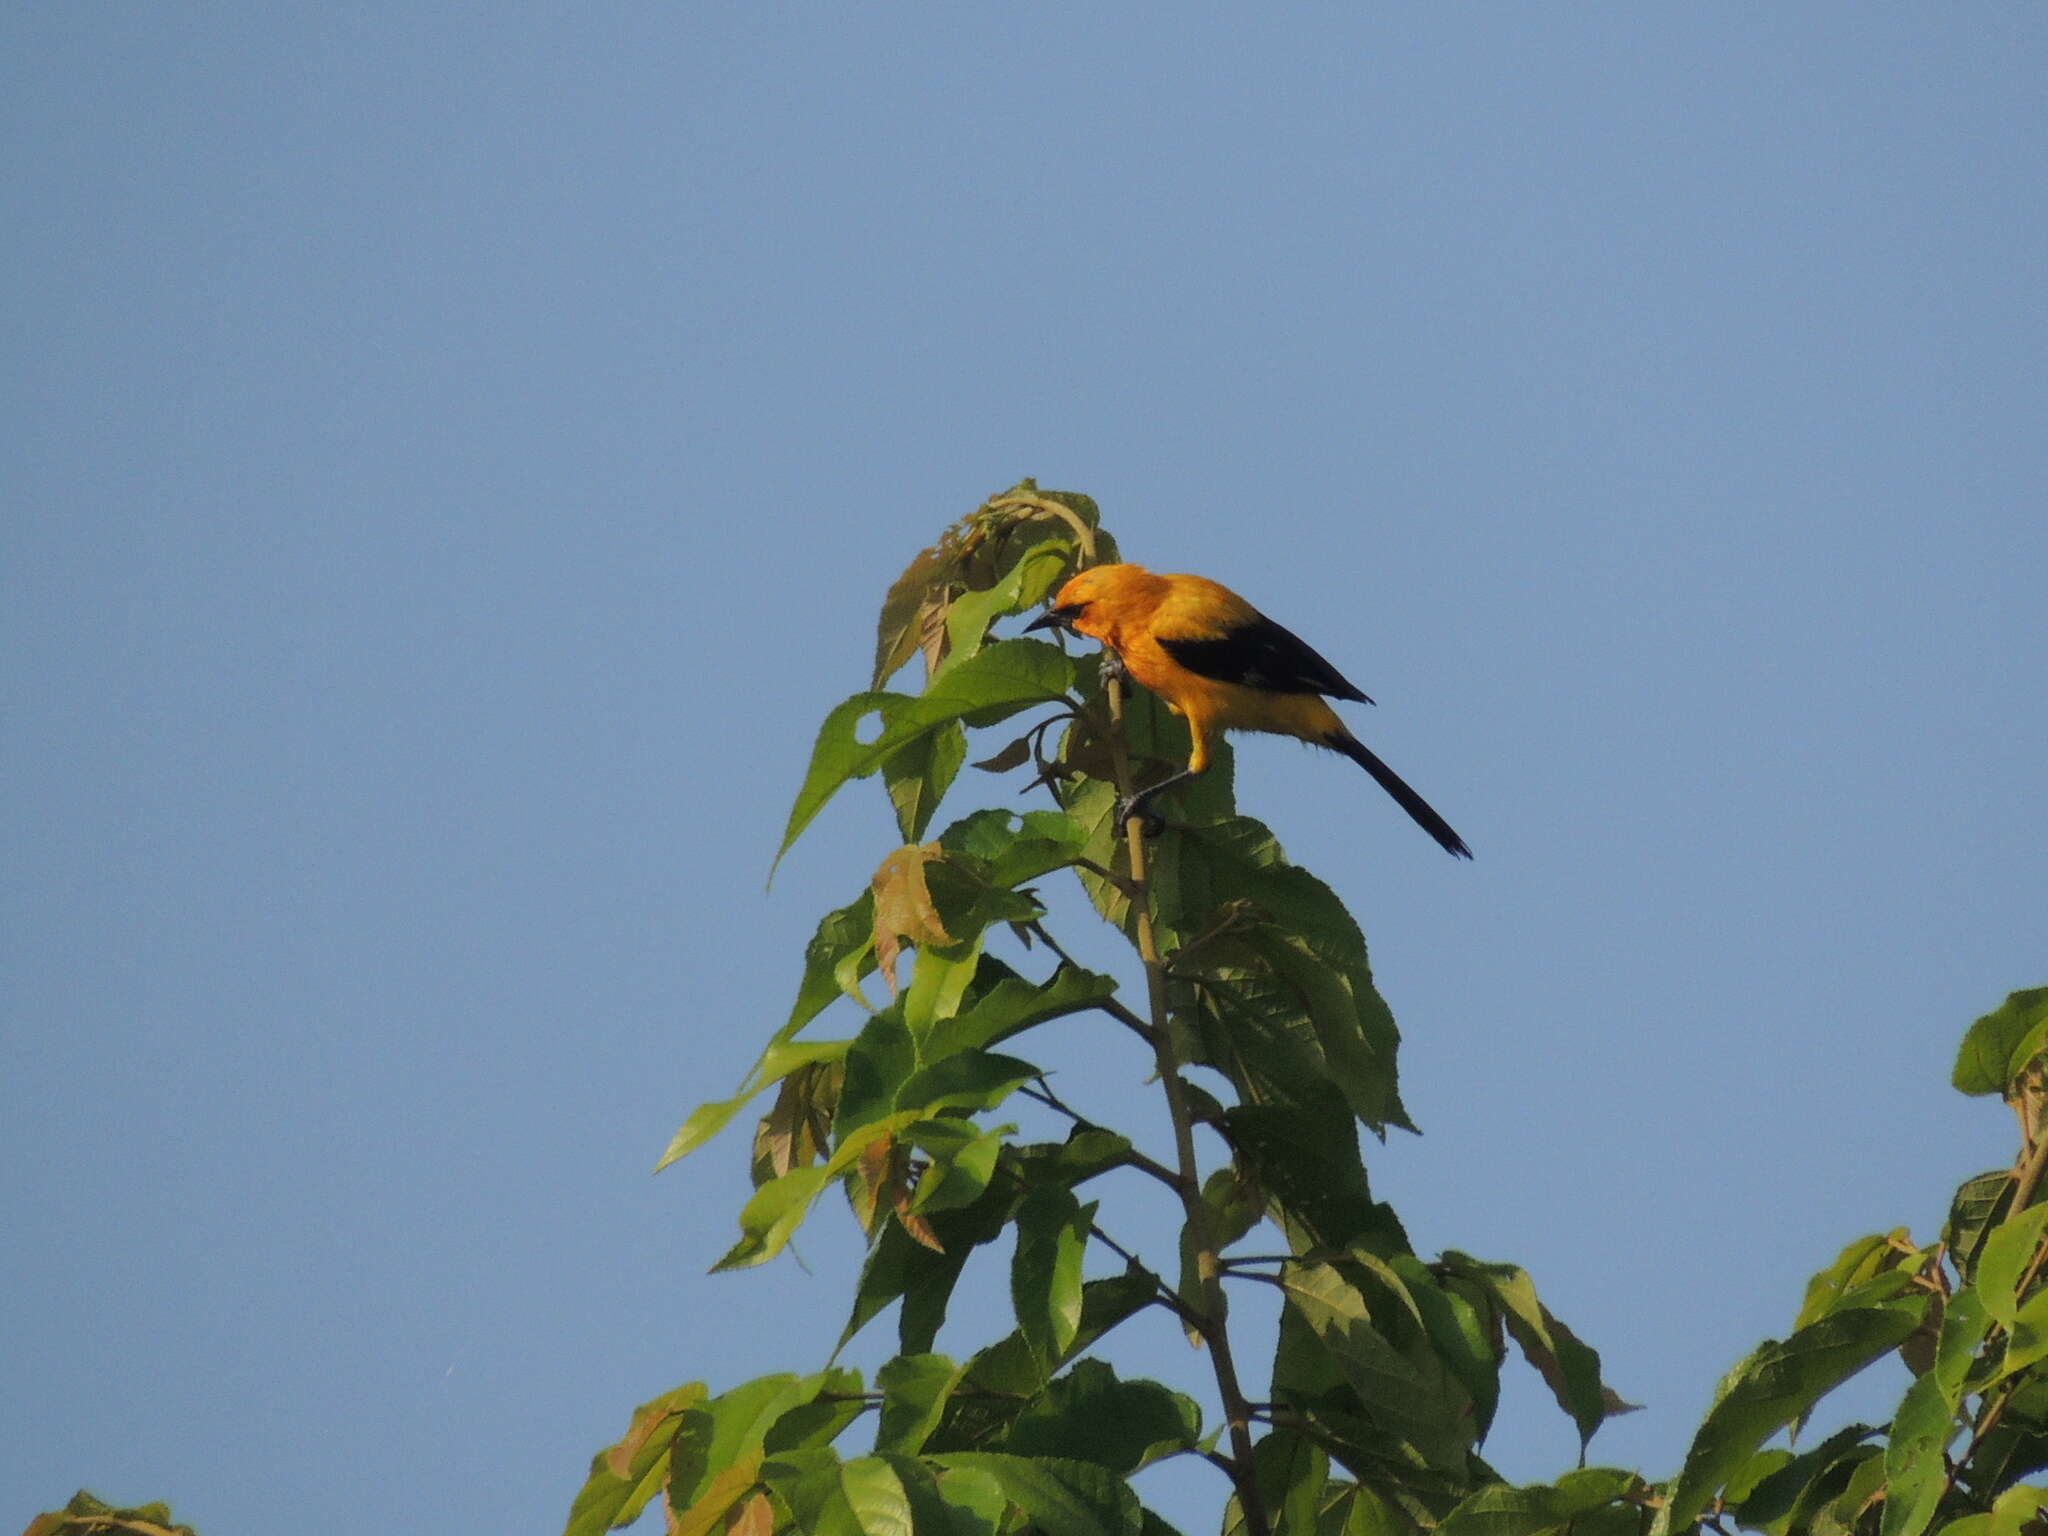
[1883,1369,1964,1536]
[669,1458,764,1536]
[1980,1203,2048,1329]
[837,1456,914,1536]
[776,640,1077,871]
[1796,1231,1918,1329]
[712,1166,832,1271]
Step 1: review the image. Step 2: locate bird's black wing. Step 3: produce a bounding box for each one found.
[1159,614,1373,704]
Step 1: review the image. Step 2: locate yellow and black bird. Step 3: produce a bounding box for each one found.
[1027,564,1471,857]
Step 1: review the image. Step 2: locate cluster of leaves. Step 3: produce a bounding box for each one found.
[1461,989,2048,1536]
[576,485,1631,1536]
[1648,988,2048,1536]
[22,1491,199,1536]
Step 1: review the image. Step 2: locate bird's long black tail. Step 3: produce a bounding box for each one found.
[1324,732,1472,859]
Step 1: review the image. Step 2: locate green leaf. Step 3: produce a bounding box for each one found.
[1154,817,1414,1135]
[1013,1186,1095,1371]
[1250,1428,1328,1536]
[1947,1171,2017,1280]
[712,1165,831,1270]
[1435,1469,1641,1536]
[1796,1232,1917,1329]
[937,807,1088,886]
[1978,1203,2048,1328]
[939,538,1074,671]
[904,1120,1009,1214]
[895,1051,1040,1117]
[884,722,967,843]
[776,640,1076,871]
[1221,1093,1410,1257]
[1438,1252,1621,1447]
[1733,1423,1879,1532]
[657,1037,851,1174]
[954,1274,1159,1415]
[1964,997,2048,1104]
[835,1006,919,1144]
[1935,1286,1992,1394]
[1987,1484,2048,1536]
[840,1179,1016,1354]
[1953,989,2048,1097]
[1388,1252,1504,1445]
[1883,1371,1963,1536]
[1278,1260,1476,1471]
[875,1354,965,1456]
[1652,1306,1927,1536]
[2003,1283,2048,1378]
[925,1453,1143,1536]
[840,1456,915,1536]
[1003,1360,1202,1473]
[666,1373,850,1515]
[923,964,1121,1063]
[930,1464,1012,1536]
[788,891,880,1032]
[872,493,1100,688]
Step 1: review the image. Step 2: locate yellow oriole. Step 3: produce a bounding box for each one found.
[1027,564,1471,858]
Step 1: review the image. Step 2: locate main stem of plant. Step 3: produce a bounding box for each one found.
[1102,678,1271,1536]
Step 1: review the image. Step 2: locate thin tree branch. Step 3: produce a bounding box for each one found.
[1016,1081,1184,1193]
[1022,920,1156,1042]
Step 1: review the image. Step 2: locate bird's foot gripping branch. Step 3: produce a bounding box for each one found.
[563,483,1630,1536]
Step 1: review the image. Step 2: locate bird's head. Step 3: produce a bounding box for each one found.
[1024,563,1151,639]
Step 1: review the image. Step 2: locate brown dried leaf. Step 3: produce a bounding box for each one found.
[750,1060,842,1184]
[870,845,953,994]
[895,1199,945,1254]
[854,1134,895,1234]
[607,1397,688,1478]
[725,1491,774,1536]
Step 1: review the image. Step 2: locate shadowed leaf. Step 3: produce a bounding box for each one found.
[1013,1186,1095,1371]
[1953,988,2048,1098]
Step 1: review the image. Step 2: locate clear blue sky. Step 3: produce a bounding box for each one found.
[4,8,2043,1532]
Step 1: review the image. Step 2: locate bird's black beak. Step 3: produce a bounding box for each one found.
[1026,604,1082,634]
